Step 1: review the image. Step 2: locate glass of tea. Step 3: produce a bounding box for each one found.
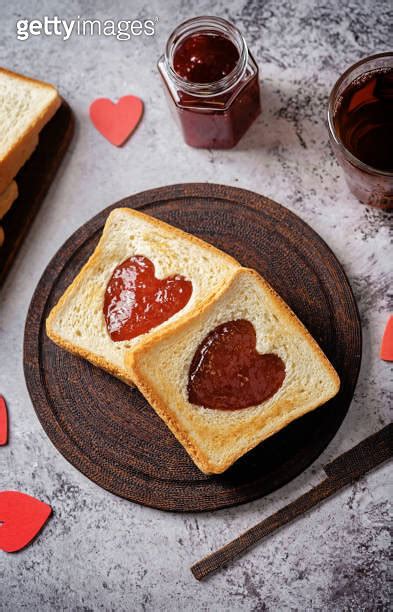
[328,52,393,211]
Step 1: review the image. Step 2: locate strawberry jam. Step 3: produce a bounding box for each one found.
[188,320,285,410]
[104,255,192,342]
[173,33,240,84]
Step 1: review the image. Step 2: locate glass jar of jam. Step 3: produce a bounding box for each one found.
[158,16,261,149]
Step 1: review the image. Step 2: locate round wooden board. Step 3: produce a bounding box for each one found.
[24,184,361,512]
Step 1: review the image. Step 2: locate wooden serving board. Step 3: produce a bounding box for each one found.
[0,100,74,287]
[23,184,362,512]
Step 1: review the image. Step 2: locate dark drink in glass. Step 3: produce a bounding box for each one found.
[328,53,393,211]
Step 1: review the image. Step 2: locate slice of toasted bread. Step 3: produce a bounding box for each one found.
[46,208,240,385]
[0,131,39,222]
[126,268,340,474]
[0,68,60,193]
[0,180,18,220]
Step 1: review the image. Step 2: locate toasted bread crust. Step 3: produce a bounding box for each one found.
[46,207,240,386]
[0,67,60,89]
[0,180,18,219]
[45,324,135,385]
[127,268,340,474]
[108,208,240,268]
[0,68,60,192]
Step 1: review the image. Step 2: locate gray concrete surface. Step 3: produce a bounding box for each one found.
[0,0,392,609]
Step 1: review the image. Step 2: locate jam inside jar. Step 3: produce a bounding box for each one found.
[158,17,261,149]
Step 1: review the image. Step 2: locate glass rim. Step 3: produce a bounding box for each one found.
[327,51,393,178]
[163,16,249,98]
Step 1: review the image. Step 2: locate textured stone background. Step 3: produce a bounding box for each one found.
[0,0,392,610]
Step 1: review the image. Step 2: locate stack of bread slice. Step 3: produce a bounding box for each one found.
[47,208,340,474]
[0,68,60,246]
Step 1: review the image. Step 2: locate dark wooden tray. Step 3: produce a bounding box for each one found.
[23,184,362,512]
[0,100,74,287]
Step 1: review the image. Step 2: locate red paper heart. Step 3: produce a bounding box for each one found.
[0,395,7,445]
[380,315,393,361]
[188,319,286,410]
[0,491,52,552]
[104,255,193,341]
[89,95,143,146]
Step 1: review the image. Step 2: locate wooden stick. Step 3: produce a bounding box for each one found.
[191,424,392,581]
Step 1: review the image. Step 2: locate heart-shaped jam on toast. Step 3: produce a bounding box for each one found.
[188,319,285,410]
[104,255,192,342]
